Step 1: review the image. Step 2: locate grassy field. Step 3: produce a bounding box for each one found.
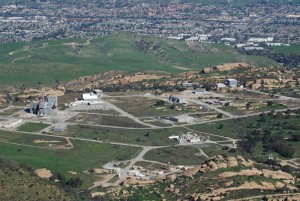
[134,161,168,171]
[60,125,189,146]
[0,130,68,148]
[0,32,278,88]
[104,97,203,117]
[17,122,50,132]
[190,113,300,158]
[270,45,300,54]
[143,146,207,165]
[0,129,142,191]
[221,103,287,116]
[187,117,259,139]
[0,131,140,174]
[66,113,147,128]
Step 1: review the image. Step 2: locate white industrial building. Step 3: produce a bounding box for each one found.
[81,93,98,101]
[185,36,199,41]
[128,170,145,179]
[265,43,290,46]
[216,83,226,88]
[93,89,103,96]
[225,79,238,87]
[221,37,236,42]
[192,88,206,94]
[248,37,274,43]
[188,138,201,143]
[167,36,184,40]
[169,135,180,140]
[0,118,23,128]
[243,46,264,51]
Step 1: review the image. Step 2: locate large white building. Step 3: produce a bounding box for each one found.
[81,93,98,101]
[248,37,273,43]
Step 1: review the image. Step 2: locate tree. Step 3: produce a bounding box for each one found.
[155,100,165,106]
[291,134,300,142]
[268,110,275,116]
[224,102,230,107]
[246,102,252,110]
[217,124,224,129]
[259,113,267,123]
[66,177,84,188]
[267,100,273,107]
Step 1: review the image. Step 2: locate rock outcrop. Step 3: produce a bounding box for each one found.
[183,155,255,178]
[63,71,168,91]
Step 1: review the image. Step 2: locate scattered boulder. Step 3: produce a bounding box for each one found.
[155,175,166,181]
[217,162,227,169]
[208,161,219,171]
[35,168,52,179]
[225,181,234,187]
[91,192,106,198]
[275,181,285,189]
[183,166,201,178]
[237,155,255,167]
[202,67,213,74]
[167,174,177,182]
[122,190,130,195]
[227,157,238,168]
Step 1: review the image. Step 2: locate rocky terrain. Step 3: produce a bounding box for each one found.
[62,71,169,92]
[96,155,299,201]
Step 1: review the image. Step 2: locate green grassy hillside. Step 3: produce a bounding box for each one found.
[0,159,73,201]
[0,32,277,88]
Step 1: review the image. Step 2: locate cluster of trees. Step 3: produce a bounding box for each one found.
[238,110,300,158]
[263,137,294,158]
[240,48,300,68]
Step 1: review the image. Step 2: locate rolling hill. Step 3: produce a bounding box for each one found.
[0,32,277,88]
[0,158,74,201]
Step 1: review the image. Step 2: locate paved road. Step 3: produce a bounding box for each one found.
[117,145,170,180]
[187,98,235,118]
[244,88,300,101]
[102,100,158,128]
[18,106,300,132]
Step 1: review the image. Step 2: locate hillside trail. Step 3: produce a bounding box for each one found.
[8,38,92,56]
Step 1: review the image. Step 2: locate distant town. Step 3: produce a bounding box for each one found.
[0,1,299,46]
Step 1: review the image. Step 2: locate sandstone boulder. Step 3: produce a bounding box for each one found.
[208,161,219,171]
[262,169,294,180]
[183,166,201,178]
[217,162,227,169]
[167,174,177,182]
[227,157,238,168]
[225,181,234,187]
[203,67,213,74]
